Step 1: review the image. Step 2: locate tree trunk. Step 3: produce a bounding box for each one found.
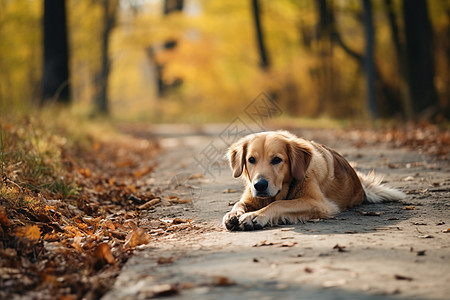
[330,1,402,119]
[164,0,183,14]
[314,0,334,116]
[362,0,377,118]
[96,0,118,114]
[403,0,438,117]
[251,0,270,70]
[383,0,412,119]
[42,0,70,104]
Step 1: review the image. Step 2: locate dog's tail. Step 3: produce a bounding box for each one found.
[358,170,406,203]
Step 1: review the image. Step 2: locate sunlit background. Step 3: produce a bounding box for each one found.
[1,0,449,123]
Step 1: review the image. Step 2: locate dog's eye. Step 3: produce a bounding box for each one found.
[248,157,256,164]
[271,157,282,165]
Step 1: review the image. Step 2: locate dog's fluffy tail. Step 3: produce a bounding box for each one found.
[358,170,406,203]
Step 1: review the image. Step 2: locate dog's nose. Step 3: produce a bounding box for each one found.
[254,179,268,192]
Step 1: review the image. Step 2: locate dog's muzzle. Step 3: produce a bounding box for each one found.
[252,178,273,197]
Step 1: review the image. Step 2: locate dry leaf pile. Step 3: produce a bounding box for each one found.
[339,123,449,159]
[0,122,194,300]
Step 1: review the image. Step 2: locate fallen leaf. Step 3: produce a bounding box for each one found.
[213,276,235,286]
[280,241,297,247]
[124,229,150,248]
[0,208,11,227]
[93,141,101,150]
[157,257,174,264]
[128,194,144,204]
[127,184,137,194]
[166,223,192,232]
[16,225,41,241]
[403,206,415,210]
[253,240,276,247]
[108,178,116,186]
[443,228,450,233]
[168,197,191,204]
[102,219,116,231]
[222,189,237,193]
[138,198,161,210]
[333,244,348,252]
[108,229,126,240]
[171,218,189,225]
[82,216,102,227]
[123,219,138,230]
[190,173,203,179]
[116,159,133,167]
[417,235,434,239]
[93,243,115,265]
[133,166,153,179]
[395,274,413,281]
[78,168,91,177]
[304,267,314,273]
[416,250,426,256]
[403,176,415,181]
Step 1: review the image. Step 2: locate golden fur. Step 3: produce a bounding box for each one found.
[223,131,405,231]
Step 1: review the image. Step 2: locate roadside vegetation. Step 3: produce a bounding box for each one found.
[0,108,168,299]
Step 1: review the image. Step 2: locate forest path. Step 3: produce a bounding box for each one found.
[103,124,450,300]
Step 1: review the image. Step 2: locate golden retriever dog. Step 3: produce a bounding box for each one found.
[223,131,405,231]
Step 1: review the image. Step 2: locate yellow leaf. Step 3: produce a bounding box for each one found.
[0,208,11,227]
[108,178,116,186]
[124,229,150,248]
[94,243,115,264]
[17,225,41,241]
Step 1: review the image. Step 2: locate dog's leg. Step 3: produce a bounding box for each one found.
[238,197,339,230]
[223,189,253,231]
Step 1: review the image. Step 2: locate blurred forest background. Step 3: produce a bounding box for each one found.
[0,0,449,123]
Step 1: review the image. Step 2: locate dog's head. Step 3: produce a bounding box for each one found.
[227,131,312,198]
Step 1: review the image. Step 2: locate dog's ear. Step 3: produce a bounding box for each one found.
[227,137,249,178]
[287,140,312,181]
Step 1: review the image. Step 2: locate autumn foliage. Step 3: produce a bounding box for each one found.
[0,115,198,299]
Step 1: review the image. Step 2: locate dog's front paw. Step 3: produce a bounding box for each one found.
[223,211,242,231]
[238,212,268,231]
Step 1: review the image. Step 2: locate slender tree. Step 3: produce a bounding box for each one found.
[329,0,404,118]
[96,0,119,114]
[164,0,183,14]
[42,0,70,104]
[383,0,412,119]
[362,0,377,118]
[403,0,438,118]
[314,0,334,115]
[251,0,270,70]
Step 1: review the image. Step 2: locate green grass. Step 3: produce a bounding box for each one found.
[0,107,99,206]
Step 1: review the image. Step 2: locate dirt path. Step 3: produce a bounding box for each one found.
[103,125,450,300]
